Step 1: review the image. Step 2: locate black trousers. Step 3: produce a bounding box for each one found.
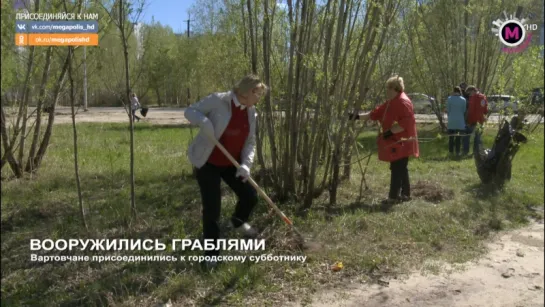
[389,157,410,199]
[196,163,258,256]
[131,109,140,121]
[448,129,463,154]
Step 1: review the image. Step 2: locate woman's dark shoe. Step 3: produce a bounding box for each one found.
[381,198,401,205]
[379,198,401,211]
[400,195,412,202]
[233,222,258,238]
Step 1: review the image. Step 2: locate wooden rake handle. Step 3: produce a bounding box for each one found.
[204,132,294,227]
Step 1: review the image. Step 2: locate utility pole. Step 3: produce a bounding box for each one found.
[184,13,193,106]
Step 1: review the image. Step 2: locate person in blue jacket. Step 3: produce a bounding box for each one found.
[446,86,467,156]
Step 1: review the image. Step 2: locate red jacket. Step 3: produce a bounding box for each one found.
[370,92,419,162]
[467,93,488,125]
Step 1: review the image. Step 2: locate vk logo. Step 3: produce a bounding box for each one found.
[17,23,26,30]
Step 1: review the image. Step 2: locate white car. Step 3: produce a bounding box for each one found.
[407,93,436,114]
[487,95,519,113]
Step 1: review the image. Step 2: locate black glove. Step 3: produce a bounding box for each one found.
[382,130,393,139]
[348,113,360,120]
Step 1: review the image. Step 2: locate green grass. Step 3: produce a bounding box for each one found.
[1,122,543,306]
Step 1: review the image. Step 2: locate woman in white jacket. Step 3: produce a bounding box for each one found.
[184,74,268,270]
[130,93,141,122]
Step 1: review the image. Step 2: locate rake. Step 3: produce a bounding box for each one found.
[204,132,321,252]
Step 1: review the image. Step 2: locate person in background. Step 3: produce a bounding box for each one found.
[459,82,470,102]
[349,75,419,205]
[463,86,488,155]
[446,86,467,156]
[184,74,268,270]
[130,93,141,122]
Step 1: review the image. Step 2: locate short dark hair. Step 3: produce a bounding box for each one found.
[453,86,462,94]
[466,86,477,93]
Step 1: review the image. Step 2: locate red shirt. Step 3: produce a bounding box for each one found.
[207,100,250,166]
[370,92,419,161]
[467,93,488,125]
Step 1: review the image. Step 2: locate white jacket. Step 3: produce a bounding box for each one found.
[130,96,140,110]
[184,91,257,169]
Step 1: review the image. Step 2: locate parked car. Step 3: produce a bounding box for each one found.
[487,95,519,113]
[406,93,436,114]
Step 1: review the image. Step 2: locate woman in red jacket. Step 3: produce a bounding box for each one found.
[463,86,488,155]
[350,75,419,204]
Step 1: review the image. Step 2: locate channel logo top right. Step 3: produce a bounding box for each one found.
[491,11,538,53]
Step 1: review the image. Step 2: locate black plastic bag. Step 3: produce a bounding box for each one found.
[474,115,527,186]
[140,107,149,117]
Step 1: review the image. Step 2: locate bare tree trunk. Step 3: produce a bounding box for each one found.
[475,17,484,89]
[68,46,88,230]
[241,0,248,59]
[247,0,257,74]
[8,46,36,177]
[471,17,479,85]
[283,0,298,197]
[119,0,137,219]
[262,0,280,190]
[329,0,387,206]
[255,118,266,172]
[329,0,347,94]
[29,0,88,173]
[0,152,5,172]
[291,0,310,197]
[325,1,343,207]
[299,3,317,194]
[0,107,20,177]
[302,0,333,208]
[247,0,266,172]
[32,52,71,170]
[26,47,53,173]
[154,87,161,106]
[16,0,44,176]
[83,46,88,111]
[464,0,469,82]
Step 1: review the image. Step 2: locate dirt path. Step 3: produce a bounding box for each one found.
[5,107,543,126]
[46,107,190,125]
[302,221,544,307]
